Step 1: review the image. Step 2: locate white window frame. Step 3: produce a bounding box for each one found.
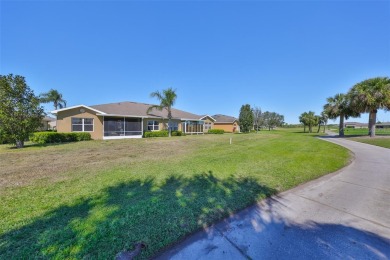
[169,121,179,131]
[147,120,159,131]
[72,118,94,132]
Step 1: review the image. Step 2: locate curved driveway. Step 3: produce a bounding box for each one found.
[157,136,390,259]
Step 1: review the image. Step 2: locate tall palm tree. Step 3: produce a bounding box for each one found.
[323,93,358,137]
[147,88,177,137]
[348,77,390,137]
[299,111,317,133]
[320,111,328,133]
[299,112,309,133]
[39,89,67,110]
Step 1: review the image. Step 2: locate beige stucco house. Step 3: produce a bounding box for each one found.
[344,122,368,128]
[213,114,240,133]
[39,116,56,131]
[51,101,205,140]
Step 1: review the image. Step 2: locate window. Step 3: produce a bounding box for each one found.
[147,120,159,131]
[204,122,212,130]
[169,122,178,131]
[72,118,94,132]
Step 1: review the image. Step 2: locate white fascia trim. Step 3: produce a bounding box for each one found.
[51,105,106,115]
[200,115,216,122]
[97,114,147,118]
[181,118,205,121]
[215,121,237,124]
[103,135,143,140]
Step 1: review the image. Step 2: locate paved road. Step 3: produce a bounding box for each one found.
[156,135,390,259]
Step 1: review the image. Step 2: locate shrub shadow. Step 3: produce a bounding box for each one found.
[0,172,275,259]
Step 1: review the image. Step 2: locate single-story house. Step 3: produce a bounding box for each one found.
[376,122,390,129]
[200,114,240,133]
[345,122,368,128]
[39,116,56,131]
[51,101,205,140]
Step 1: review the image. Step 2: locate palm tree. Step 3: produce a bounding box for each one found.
[323,93,358,137]
[39,89,67,110]
[316,115,322,133]
[299,111,317,133]
[299,112,309,133]
[320,111,328,133]
[147,88,177,137]
[348,77,390,137]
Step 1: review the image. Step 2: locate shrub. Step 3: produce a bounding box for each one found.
[208,129,224,134]
[30,132,91,144]
[144,130,184,138]
[171,130,184,136]
[144,130,168,138]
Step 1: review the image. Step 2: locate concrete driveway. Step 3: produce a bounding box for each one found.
[156,136,390,259]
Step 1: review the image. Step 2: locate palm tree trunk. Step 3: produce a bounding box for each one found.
[317,123,321,133]
[323,122,326,133]
[15,140,24,148]
[339,114,345,137]
[168,108,172,137]
[368,110,377,137]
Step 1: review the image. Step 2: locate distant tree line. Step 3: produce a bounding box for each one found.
[238,104,284,133]
[300,77,390,137]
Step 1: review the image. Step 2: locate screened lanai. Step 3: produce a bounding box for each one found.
[182,120,204,134]
[103,116,143,139]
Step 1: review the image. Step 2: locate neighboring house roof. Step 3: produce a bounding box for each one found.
[212,114,238,123]
[42,116,56,122]
[52,101,202,121]
[345,122,368,127]
[377,122,390,126]
[200,115,216,122]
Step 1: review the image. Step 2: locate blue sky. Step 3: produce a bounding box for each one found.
[1,1,389,124]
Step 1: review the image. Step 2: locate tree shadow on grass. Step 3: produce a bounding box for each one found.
[157,196,390,259]
[0,172,275,259]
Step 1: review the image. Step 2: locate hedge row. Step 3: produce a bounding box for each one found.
[30,132,91,144]
[208,129,225,134]
[144,130,183,138]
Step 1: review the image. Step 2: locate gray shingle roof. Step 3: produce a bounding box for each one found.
[43,116,56,122]
[212,114,238,123]
[90,101,201,120]
[345,122,368,127]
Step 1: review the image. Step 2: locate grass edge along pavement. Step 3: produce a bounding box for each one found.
[0,129,350,259]
[350,137,390,149]
[328,127,390,149]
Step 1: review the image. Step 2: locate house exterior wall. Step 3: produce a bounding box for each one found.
[213,122,239,133]
[56,108,103,139]
[143,119,183,132]
[202,117,214,133]
[38,120,50,131]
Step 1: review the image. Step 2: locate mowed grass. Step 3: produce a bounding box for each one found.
[350,136,390,149]
[343,127,390,136]
[0,129,350,259]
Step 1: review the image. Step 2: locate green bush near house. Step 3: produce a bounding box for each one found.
[144,131,169,138]
[208,129,224,134]
[171,130,184,136]
[30,132,91,144]
[144,130,183,138]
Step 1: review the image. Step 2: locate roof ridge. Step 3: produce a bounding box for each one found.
[90,101,157,107]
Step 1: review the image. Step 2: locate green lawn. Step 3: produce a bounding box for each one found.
[342,128,390,136]
[350,137,390,149]
[0,129,350,259]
